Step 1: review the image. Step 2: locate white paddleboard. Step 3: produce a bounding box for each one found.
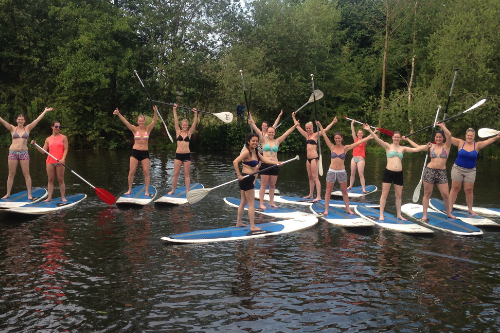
[6,194,87,215]
[254,179,280,195]
[429,198,499,227]
[310,202,375,227]
[223,197,317,219]
[116,185,157,206]
[355,205,434,234]
[161,216,318,244]
[0,188,48,209]
[452,203,500,218]
[155,183,203,205]
[255,193,380,208]
[331,185,377,198]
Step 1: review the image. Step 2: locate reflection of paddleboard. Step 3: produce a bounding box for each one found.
[254,179,280,195]
[451,203,500,218]
[0,188,48,209]
[161,216,318,244]
[155,183,203,205]
[223,197,316,219]
[310,202,375,227]
[6,194,87,215]
[116,185,156,206]
[355,205,434,234]
[429,198,499,227]
[331,185,377,198]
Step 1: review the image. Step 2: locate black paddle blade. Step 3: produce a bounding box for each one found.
[95,188,117,205]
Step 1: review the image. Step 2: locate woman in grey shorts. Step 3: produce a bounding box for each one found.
[316,121,373,216]
[420,122,454,220]
[449,127,500,215]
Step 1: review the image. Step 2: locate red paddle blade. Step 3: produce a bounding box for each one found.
[376,127,394,136]
[95,188,117,205]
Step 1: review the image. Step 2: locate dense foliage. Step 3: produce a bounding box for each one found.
[1,0,499,151]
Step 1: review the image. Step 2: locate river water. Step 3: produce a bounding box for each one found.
[1,148,500,332]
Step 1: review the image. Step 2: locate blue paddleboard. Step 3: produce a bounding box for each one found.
[0,188,48,209]
[155,183,204,205]
[310,202,375,227]
[429,198,499,227]
[224,197,315,219]
[116,185,157,206]
[355,205,434,234]
[6,194,87,215]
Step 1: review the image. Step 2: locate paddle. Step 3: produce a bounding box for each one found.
[32,142,116,205]
[186,155,299,204]
[478,128,500,138]
[311,74,323,176]
[274,90,324,129]
[239,70,253,133]
[442,68,459,120]
[405,99,486,137]
[343,116,394,136]
[148,100,233,123]
[134,70,174,143]
[412,105,441,203]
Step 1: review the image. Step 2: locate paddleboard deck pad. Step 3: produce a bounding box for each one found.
[355,205,434,234]
[155,183,203,205]
[429,198,498,227]
[224,197,317,219]
[0,188,48,209]
[6,194,87,215]
[401,203,483,236]
[116,185,157,206]
[332,185,377,198]
[161,216,318,244]
[310,202,375,227]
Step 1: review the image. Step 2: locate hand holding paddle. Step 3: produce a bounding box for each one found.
[344,116,394,136]
[31,141,116,205]
[275,90,324,129]
[149,99,233,123]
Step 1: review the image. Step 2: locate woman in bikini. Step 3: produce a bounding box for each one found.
[292,112,337,202]
[233,133,281,231]
[249,115,299,209]
[168,104,198,195]
[348,119,370,193]
[32,120,68,202]
[114,106,159,196]
[317,122,373,215]
[247,110,282,154]
[0,107,52,199]
[365,127,431,220]
[449,127,500,215]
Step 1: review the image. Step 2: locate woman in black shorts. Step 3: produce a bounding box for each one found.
[233,133,281,231]
[168,104,198,195]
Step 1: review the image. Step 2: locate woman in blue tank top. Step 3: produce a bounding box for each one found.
[449,128,500,215]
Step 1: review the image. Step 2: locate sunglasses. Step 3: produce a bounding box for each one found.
[54,125,62,129]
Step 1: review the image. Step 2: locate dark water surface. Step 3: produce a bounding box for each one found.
[1,148,500,332]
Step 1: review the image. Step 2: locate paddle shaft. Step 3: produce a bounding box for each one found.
[344,116,376,130]
[240,70,253,133]
[149,100,209,116]
[311,74,323,176]
[443,68,459,120]
[275,90,322,129]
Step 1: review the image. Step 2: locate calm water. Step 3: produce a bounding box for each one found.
[1,147,500,332]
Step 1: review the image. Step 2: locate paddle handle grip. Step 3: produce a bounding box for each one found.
[343,116,377,129]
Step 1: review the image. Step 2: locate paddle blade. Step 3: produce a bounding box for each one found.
[465,98,486,112]
[96,188,117,205]
[215,112,233,123]
[308,90,324,103]
[412,180,422,203]
[318,155,323,176]
[376,127,394,136]
[478,128,499,138]
[187,188,211,204]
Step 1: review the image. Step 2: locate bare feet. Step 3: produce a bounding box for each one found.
[379,216,385,221]
[347,186,352,190]
[259,205,267,210]
[270,203,278,208]
[469,210,477,216]
[145,193,150,196]
[167,190,175,195]
[448,214,456,219]
[303,195,313,199]
[2,194,9,199]
[124,191,131,195]
[346,209,355,215]
[44,198,52,202]
[313,197,321,202]
[250,226,262,232]
[61,197,67,202]
[362,190,367,194]
[28,197,33,200]
[397,215,407,221]
[323,211,329,216]
[235,223,248,227]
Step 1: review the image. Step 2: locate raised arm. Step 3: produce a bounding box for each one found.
[322,116,338,134]
[402,142,432,153]
[0,116,14,131]
[477,133,500,150]
[401,136,420,148]
[248,116,263,138]
[276,121,299,145]
[350,120,356,141]
[365,126,390,150]
[26,107,52,131]
[316,120,334,151]
[344,132,372,153]
[113,108,136,132]
[436,122,453,150]
[146,105,159,133]
[172,105,180,133]
[292,112,307,138]
[188,109,198,135]
[272,109,283,128]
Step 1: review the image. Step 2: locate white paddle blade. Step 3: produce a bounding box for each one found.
[187,188,211,204]
[215,112,233,123]
[412,180,422,203]
[308,90,324,103]
[465,98,486,112]
[318,155,323,176]
[478,128,500,138]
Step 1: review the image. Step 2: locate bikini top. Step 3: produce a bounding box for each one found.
[262,142,279,154]
[387,150,403,159]
[430,145,448,159]
[242,160,259,167]
[134,131,149,140]
[177,135,190,142]
[306,139,317,145]
[12,127,28,139]
[331,151,346,160]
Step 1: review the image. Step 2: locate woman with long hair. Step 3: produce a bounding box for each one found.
[347,119,371,193]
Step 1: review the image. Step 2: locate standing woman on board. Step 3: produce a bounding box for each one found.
[31,120,68,202]
[449,128,500,215]
[167,104,198,195]
[0,107,52,199]
[317,122,373,215]
[420,122,454,220]
[113,106,159,196]
[248,115,299,209]
[248,110,282,154]
[365,127,431,221]
[292,112,337,202]
[347,119,370,193]
[233,133,281,231]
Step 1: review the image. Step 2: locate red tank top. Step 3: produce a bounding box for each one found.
[46,135,65,164]
[352,137,366,158]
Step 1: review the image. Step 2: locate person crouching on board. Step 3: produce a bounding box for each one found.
[31,120,68,202]
[113,106,158,196]
[233,133,282,232]
[316,121,373,216]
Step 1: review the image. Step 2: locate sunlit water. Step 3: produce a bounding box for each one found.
[1,148,500,332]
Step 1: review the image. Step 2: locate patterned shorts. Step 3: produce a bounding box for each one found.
[451,163,476,183]
[422,167,448,185]
[8,151,29,161]
[326,169,348,184]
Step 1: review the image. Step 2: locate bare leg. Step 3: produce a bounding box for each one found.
[141,158,151,196]
[168,159,183,195]
[236,190,248,227]
[259,174,270,210]
[304,161,314,199]
[311,159,321,201]
[358,159,367,192]
[126,157,139,194]
[45,164,56,201]
[183,160,192,192]
[3,159,18,199]
[422,181,433,220]
[244,189,260,231]
[348,158,356,190]
[464,182,476,215]
[449,180,462,211]
[268,175,278,207]
[379,182,391,221]
[323,181,334,215]
[394,184,405,220]
[56,164,66,201]
[339,181,353,214]
[19,159,32,199]
[436,182,455,218]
